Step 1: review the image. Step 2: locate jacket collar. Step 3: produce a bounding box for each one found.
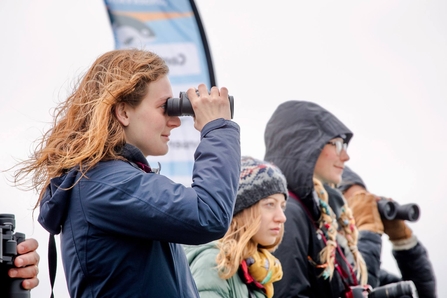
[120,143,160,174]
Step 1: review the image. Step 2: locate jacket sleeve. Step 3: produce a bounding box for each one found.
[80,119,241,244]
[392,240,437,298]
[357,230,382,288]
[272,199,314,298]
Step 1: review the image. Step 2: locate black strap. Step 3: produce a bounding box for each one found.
[248,289,256,298]
[48,234,57,298]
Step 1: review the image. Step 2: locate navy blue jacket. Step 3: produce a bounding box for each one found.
[38,119,241,298]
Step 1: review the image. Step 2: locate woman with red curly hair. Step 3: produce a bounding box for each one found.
[14,49,241,297]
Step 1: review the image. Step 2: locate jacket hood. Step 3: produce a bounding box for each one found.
[264,100,353,202]
[338,166,367,194]
[38,143,150,235]
[183,241,218,264]
[39,168,78,235]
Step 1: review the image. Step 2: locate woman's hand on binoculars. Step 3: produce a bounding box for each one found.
[9,238,40,290]
[187,84,231,131]
[383,218,413,242]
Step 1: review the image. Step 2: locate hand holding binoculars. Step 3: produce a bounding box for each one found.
[0,214,30,298]
[166,91,234,119]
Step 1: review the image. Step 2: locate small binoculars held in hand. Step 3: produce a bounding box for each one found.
[377,198,420,222]
[0,214,30,298]
[166,91,234,119]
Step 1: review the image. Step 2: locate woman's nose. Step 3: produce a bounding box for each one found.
[275,208,287,223]
[168,115,181,128]
[340,149,350,162]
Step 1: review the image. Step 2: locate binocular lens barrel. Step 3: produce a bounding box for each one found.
[377,199,397,220]
[368,280,417,298]
[0,214,15,228]
[377,199,420,222]
[396,203,420,222]
[349,280,417,298]
[166,92,234,119]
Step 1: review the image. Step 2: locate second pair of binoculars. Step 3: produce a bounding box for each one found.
[166,91,234,119]
[377,198,420,222]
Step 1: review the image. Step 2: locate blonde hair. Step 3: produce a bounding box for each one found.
[313,178,367,285]
[338,200,368,285]
[215,201,284,279]
[13,49,169,208]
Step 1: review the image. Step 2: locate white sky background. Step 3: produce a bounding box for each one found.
[0,0,445,297]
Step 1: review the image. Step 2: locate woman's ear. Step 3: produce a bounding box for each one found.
[115,102,130,127]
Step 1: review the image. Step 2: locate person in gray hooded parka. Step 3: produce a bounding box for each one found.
[264,100,383,298]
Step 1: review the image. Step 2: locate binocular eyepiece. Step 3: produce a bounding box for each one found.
[377,198,420,222]
[166,91,234,119]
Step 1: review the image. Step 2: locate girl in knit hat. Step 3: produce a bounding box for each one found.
[184,156,287,298]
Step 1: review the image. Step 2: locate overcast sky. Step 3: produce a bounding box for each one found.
[0,1,445,297]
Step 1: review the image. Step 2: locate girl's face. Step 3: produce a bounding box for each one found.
[314,137,350,185]
[252,193,287,247]
[117,75,181,156]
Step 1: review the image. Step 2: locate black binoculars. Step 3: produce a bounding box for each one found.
[350,280,417,298]
[0,214,30,298]
[377,198,420,222]
[166,91,234,119]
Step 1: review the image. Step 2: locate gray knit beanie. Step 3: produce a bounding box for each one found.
[234,156,288,215]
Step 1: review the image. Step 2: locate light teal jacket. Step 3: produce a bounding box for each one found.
[184,241,266,298]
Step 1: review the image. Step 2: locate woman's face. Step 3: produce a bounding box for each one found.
[252,193,287,247]
[118,75,181,156]
[314,137,350,185]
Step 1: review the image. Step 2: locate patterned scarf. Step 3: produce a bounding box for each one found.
[238,248,283,298]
